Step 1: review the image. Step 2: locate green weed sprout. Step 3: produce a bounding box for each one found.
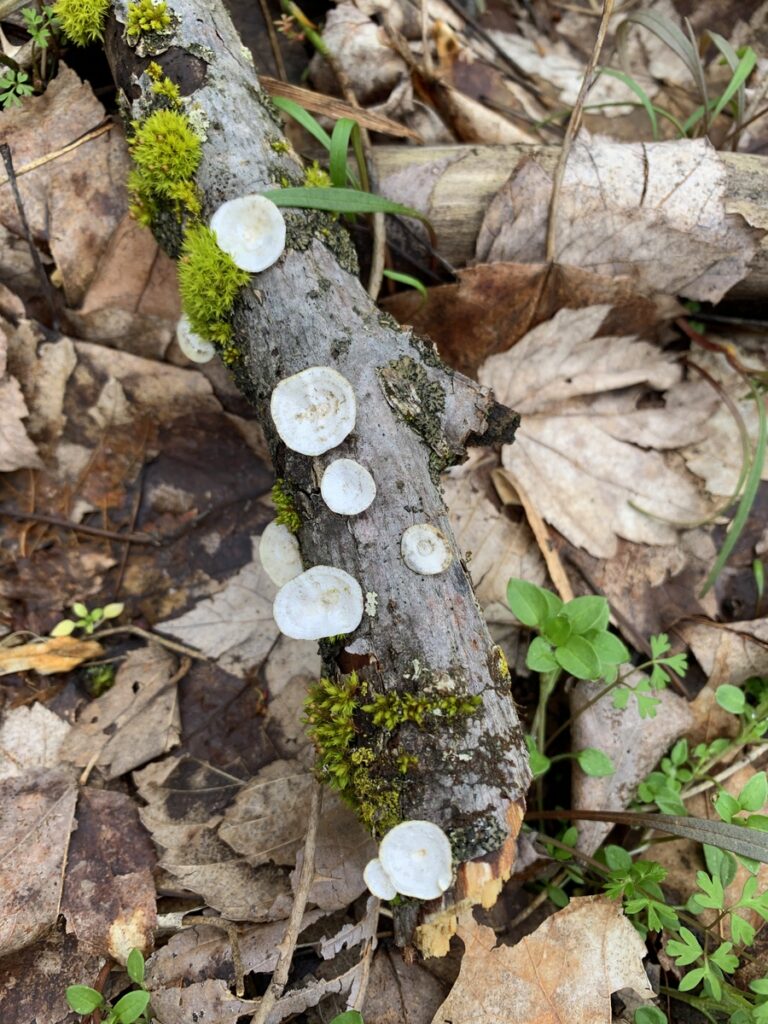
[67,948,150,1023]
[0,69,34,108]
[51,601,124,637]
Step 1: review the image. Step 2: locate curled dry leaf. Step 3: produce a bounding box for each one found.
[570,675,694,854]
[0,767,77,957]
[0,323,41,471]
[0,635,103,677]
[63,644,181,779]
[479,305,714,558]
[679,617,768,687]
[432,898,653,1024]
[476,137,762,302]
[61,788,157,963]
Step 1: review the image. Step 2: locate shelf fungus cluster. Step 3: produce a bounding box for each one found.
[363,820,453,901]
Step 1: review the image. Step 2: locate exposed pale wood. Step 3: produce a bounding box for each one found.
[103,0,530,949]
[372,144,768,299]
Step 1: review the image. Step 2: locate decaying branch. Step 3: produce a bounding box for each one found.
[103,0,530,951]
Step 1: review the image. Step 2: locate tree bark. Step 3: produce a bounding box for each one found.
[103,0,530,951]
[372,144,768,301]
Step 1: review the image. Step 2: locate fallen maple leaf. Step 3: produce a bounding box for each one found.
[432,898,653,1024]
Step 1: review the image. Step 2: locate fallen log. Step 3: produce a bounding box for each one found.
[100,0,530,953]
[372,144,768,301]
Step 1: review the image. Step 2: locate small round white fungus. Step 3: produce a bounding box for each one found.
[259,521,302,587]
[272,565,363,640]
[210,194,286,273]
[378,820,453,900]
[270,367,356,456]
[321,459,376,516]
[176,314,215,363]
[363,858,397,901]
[401,524,453,576]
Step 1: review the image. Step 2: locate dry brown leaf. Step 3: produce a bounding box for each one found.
[0,323,41,470]
[148,978,257,1024]
[364,945,450,1024]
[479,305,714,557]
[0,634,103,676]
[0,65,129,305]
[5,320,77,450]
[432,899,653,1024]
[157,539,280,675]
[0,703,71,780]
[679,617,768,687]
[61,788,157,962]
[63,644,181,778]
[0,767,77,957]
[570,676,693,853]
[476,137,762,302]
[134,755,293,922]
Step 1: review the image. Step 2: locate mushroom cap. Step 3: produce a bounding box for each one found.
[378,820,453,900]
[401,524,453,576]
[176,314,216,363]
[363,858,397,900]
[210,194,286,273]
[259,521,302,587]
[270,367,356,457]
[321,459,376,516]
[273,565,363,640]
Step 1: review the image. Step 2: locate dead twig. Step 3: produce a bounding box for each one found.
[95,625,208,661]
[0,507,161,546]
[0,120,113,188]
[249,782,322,1024]
[545,0,615,261]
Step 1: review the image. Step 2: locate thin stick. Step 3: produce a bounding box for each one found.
[249,783,322,1024]
[545,0,615,261]
[95,625,208,661]
[257,0,288,82]
[0,122,113,188]
[0,507,161,546]
[0,142,59,328]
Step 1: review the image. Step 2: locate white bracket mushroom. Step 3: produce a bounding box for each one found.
[259,521,302,587]
[176,314,216,363]
[210,194,286,272]
[401,524,453,576]
[273,565,364,640]
[270,367,356,456]
[320,458,376,515]
[364,820,453,901]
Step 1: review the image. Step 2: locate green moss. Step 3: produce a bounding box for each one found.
[271,478,301,533]
[177,225,249,354]
[305,670,482,837]
[128,108,202,224]
[304,160,332,189]
[270,139,291,155]
[146,61,181,107]
[54,0,109,45]
[125,0,172,38]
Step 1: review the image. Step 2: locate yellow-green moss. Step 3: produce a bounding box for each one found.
[305,671,482,836]
[126,0,171,38]
[304,160,332,188]
[54,0,109,44]
[271,478,301,533]
[128,108,202,225]
[177,224,249,353]
[146,60,181,107]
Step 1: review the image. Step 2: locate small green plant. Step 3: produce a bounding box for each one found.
[125,0,172,39]
[22,5,59,47]
[0,69,34,108]
[67,948,150,1023]
[51,601,124,637]
[53,0,110,45]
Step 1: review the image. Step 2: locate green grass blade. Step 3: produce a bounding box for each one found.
[598,67,659,139]
[382,269,428,298]
[272,95,332,151]
[263,186,430,225]
[329,117,357,189]
[349,120,368,192]
[712,44,757,122]
[700,382,767,596]
[617,12,701,85]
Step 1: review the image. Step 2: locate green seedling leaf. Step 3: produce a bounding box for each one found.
[382,269,428,299]
[704,844,737,888]
[102,602,125,620]
[634,1008,668,1024]
[588,630,629,666]
[329,1013,364,1024]
[506,578,551,627]
[263,187,433,237]
[66,986,106,1014]
[739,772,768,812]
[715,791,740,823]
[272,96,332,150]
[526,636,558,673]
[555,634,600,680]
[650,633,671,659]
[126,948,145,985]
[525,734,551,778]
[694,870,724,910]
[546,882,570,907]
[716,683,746,714]
[576,748,614,777]
[731,912,756,947]
[603,844,632,872]
[112,990,151,1024]
[712,44,756,120]
[598,67,660,138]
[561,595,610,635]
[329,117,358,189]
[50,618,76,637]
[542,613,572,646]
[72,602,89,618]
